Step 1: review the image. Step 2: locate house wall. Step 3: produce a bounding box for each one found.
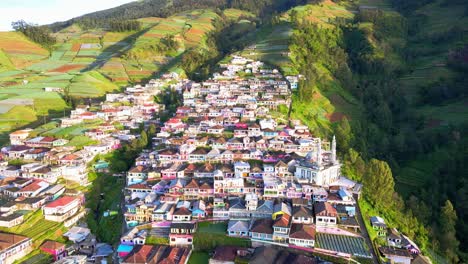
[292,216,313,224]
[228,230,248,237]
[173,215,191,221]
[169,234,193,246]
[316,216,337,227]
[289,238,315,248]
[0,239,32,264]
[250,232,273,241]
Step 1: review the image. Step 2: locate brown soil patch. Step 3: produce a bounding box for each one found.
[312,92,322,100]
[188,28,205,35]
[49,64,86,73]
[112,77,129,82]
[1,43,45,54]
[144,33,163,38]
[127,70,153,75]
[326,112,347,122]
[1,81,19,86]
[71,43,81,52]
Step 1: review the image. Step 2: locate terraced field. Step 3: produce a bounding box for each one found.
[316,233,371,257]
[0,9,253,137]
[0,32,49,68]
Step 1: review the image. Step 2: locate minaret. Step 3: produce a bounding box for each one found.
[316,139,322,167]
[332,135,337,165]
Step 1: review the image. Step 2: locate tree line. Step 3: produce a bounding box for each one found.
[47,0,311,32]
[11,20,56,50]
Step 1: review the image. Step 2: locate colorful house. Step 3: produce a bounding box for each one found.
[40,240,67,261]
[227,220,249,237]
[370,216,387,237]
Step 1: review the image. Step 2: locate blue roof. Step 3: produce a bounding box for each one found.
[117,244,133,253]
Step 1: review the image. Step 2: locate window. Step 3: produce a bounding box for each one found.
[171,238,175,242]
[188,238,192,242]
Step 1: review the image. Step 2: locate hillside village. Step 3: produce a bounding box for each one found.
[0,56,428,264]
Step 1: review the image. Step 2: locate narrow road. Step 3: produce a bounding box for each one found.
[355,196,379,264]
[113,175,128,263]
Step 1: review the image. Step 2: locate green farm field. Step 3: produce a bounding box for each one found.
[0,9,253,136]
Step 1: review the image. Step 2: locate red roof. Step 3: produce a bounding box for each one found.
[167,119,181,124]
[61,154,79,161]
[20,180,46,192]
[45,196,77,208]
[41,137,56,143]
[273,214,291,228]
[124,245,157,263]
[128,184,151,190]
[289,224,316,240]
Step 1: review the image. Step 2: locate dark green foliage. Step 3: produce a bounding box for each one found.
[335,117,352,151]
[290,21,354,101]
[48,0,309,32]
[109,20,141,32]
[439,200,460,263]
[155,88,182,115]
[357,9,407,40]
[11,20,56,50]
[362,159,395,210]
[126,35,179,59]
[390,0,436,14]
[180,16,260,81]
[85,172,124,244]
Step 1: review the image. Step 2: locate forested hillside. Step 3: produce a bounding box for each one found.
[279,0,467,262]
[48,0,312,31]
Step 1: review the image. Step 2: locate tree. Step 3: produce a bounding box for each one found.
[335,117,352,151]
[363,159,395,209]
[439,200,460,262]
[138,130,148,148]
[12,20,56,50]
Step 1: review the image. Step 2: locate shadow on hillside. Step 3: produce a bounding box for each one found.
[142,52,185,83]
[0,107,71,146]
[80,26,154,73]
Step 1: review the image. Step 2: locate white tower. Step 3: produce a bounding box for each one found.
[316,139,322,167]
[332,135,337,165]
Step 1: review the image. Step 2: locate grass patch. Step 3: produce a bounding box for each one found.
[194,222,250,251]
[188,251,210,264]
[66,135,98,148]
[198,221,227,234]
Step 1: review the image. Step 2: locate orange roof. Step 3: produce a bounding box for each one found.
[124,245,157,263]
[10,130,29,135]
[273,214,291,228]
[41,240,65,250]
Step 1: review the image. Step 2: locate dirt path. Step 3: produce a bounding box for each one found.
[355,197,380,264]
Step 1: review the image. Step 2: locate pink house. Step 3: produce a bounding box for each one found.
[40,240,67,261]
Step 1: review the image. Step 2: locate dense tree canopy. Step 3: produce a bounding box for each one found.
[11,20,56,50]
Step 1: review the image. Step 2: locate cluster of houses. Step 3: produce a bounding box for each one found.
[0,76,179,263]
[0,175,85,228]
[370,216,428,264]
[118,56,372,261]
